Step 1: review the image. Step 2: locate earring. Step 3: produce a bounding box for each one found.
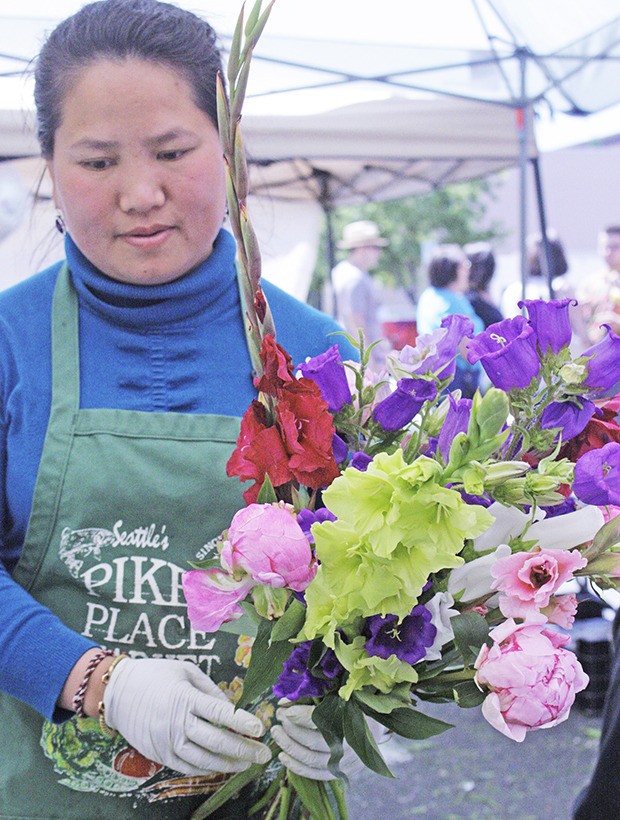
[55,209,66,235]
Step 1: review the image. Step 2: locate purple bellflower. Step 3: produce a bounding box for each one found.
[364,604,437,665]
[467,315,541,391]
[520,298,575,354]
[438,395,472,461]
[297,507,337,543]
[373,378,437,432]
[298,344,352,413]
[582,327,620,393]
[273,641,343,701]
[573,441,620,507]
[350,451,373,471]
[540,399,597,442]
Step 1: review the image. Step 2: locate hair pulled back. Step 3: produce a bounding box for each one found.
[34,0,224,158]
[427,244,466,288]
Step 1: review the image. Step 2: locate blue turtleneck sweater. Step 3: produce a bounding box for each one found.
[0,228,355,720]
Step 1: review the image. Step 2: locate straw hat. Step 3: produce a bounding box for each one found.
[337,220,388,250]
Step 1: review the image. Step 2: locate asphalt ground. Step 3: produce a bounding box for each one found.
[346,693,603,819]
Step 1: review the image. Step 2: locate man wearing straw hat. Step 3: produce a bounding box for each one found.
[329,220,388,367]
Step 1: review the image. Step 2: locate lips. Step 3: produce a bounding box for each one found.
[119,225,175,249]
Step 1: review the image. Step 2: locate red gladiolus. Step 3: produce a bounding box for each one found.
[560,395,620,463]
[254,334,295,396]
[226,400,293,503]
[276,378,341,489]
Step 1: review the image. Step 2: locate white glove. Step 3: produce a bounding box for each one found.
[103,658,271,776]
[271,702,388,781]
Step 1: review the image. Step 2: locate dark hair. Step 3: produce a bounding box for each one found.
[604,225,620,236]
[428,244,466,288]
[527,233,568,280]
[465,241,495,292]
[34,0,224,158]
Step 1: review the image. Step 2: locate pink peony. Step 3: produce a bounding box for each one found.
[491,547,587,622]
[182,568,254,632]
[474,619,589,742]
[221,503,317,592]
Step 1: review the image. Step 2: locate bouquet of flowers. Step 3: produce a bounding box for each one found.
[183,3,620,817]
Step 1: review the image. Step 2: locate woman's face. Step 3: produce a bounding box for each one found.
[47,58,227,285]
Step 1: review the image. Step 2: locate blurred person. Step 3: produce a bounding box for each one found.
[327,220,389,368]
[416,244,483,398]
[465,241,503,329]
[577,224,620,343]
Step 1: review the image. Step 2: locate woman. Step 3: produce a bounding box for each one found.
[0,1,356,816]
[416,244,484,398]
[465,241,503,329]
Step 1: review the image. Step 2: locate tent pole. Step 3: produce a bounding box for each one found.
[317,170,337,317]
[531,156,554,298]
[517,48,529,307]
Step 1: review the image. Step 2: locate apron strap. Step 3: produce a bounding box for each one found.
[51,262,81,415]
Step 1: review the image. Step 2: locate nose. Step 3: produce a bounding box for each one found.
[118,162,166,214]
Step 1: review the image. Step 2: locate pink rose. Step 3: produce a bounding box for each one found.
[221,503,317,592]
[474,619,589,742]
[182,568,254,632]
[491,547,587,622]
[542,594,579,629]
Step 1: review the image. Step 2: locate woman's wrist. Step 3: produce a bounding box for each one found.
[59,648,118,718]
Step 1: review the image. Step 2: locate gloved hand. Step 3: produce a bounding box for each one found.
[103,658,272,775]
[271,702,388,781]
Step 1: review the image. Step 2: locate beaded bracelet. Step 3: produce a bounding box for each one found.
[98,653,128,738]
[72,649,115,717]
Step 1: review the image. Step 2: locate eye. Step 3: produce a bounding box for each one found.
[157,148,192,161]
[80,158,115,171]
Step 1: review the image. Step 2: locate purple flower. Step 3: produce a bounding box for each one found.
[297,507,337,543]
[332,432,348,464]
[298,345,352,412]
[350,451,373,471]
[520,298,575,354]
[364,605,437,664]
[467,316,540,391]
[582,327,620,392]
[392,314,475,382]
[540,399,597,442]
[438,394,472,460]
[373,378,438,431]
[541,496,577,518]
[273,641,343,701]
[573,442,620,506]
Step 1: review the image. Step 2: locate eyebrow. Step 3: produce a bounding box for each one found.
[69,129,196,152]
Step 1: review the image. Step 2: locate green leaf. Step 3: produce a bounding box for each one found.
[190,759,271,819]
[271,598,307,642]
[453,679,486,708]
[342,699,393,778]
[353,688,409,714]
[257,474,278,504]
[312,693,346,776]
[286,772,336,820]
[217,613,258,638]
[237,620,293,709]
[369,705,454,739]
[587,514,620,559]
[451,611,489,666]
[186,557,221,571]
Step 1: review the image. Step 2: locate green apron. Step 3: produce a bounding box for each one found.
[1,265,267,819]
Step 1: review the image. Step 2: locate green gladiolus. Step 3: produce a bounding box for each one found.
[334,636,419,701]
[301,450,493,642]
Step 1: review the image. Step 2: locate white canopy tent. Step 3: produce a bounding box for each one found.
[0,0,619,296]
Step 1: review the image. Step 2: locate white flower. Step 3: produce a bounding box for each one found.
[448,544,512,602]
[472,502,545,553]
[526,505,605,551]
[425,591,459,660]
